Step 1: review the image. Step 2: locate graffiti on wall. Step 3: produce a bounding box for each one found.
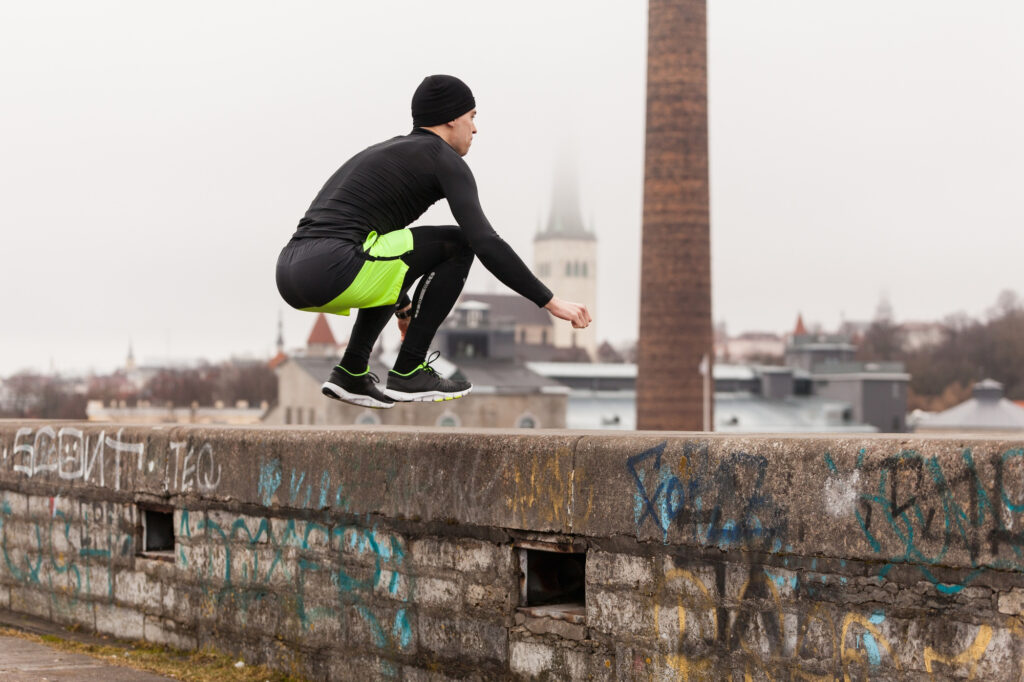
[826,446,1024,593]
[627,441,788,550]
[0,427,220,493]
[651,560,1005,680]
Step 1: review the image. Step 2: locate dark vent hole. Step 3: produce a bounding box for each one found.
[143,509,174,552]
[524,549,585,607]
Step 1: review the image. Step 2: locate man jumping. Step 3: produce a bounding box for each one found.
[276,75,592,409]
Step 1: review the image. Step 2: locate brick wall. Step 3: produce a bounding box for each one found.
[2,423,1024,679]
[637,0,713,431]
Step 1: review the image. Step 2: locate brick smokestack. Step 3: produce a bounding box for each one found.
[636,0,712,431]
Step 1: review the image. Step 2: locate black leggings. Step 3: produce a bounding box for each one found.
[340,225,473,374]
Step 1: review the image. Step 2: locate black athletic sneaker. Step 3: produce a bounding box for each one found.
[321,366,395,409]
[384,352,472,402]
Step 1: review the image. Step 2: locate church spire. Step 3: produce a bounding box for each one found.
[536,147,594,242]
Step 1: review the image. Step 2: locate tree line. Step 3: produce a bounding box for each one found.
[857,290,1024,411]
[0,359,278,420]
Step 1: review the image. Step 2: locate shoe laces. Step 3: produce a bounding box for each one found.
[418,351,442,376]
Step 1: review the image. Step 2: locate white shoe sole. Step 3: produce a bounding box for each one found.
[383,386,473,403]
[321,381,395,409]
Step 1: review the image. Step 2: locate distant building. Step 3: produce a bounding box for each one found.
[86,400,266,425]
[532,158,598,360]
[715,331,786,363]
[811,362,910,433]
[914,379,1024,432]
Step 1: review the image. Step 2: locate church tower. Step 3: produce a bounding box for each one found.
[533,157,598,360]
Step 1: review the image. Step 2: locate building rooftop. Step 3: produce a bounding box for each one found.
[916,379,1024,431]
[458,293,551,327]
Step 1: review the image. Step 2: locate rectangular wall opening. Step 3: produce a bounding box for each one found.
[140,507,175,559]
[517,542,586,623]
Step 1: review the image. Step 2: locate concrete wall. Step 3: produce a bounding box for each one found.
[2,421,1024,680]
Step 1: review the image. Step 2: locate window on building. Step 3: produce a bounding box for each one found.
[285,407,292,424]
[582,262,588,277]
[308,408,315,425]
[541,330,548,344]
[565,262,571,276]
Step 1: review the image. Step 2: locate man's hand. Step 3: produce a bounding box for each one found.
[396,304,413,340]
[544,296,592,329]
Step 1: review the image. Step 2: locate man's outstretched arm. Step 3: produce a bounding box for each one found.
[437,151,592,328]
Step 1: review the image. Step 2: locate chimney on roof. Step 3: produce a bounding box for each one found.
[973,379,1004,402]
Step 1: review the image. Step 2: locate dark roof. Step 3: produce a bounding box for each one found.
[459,293,551,326]
[452,359,567,393]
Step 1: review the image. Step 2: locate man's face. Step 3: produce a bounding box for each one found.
[449,109,477,156]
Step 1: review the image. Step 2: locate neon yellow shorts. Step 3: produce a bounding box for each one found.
[299,229,414,316]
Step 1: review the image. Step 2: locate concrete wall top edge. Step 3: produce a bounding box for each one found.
[2,421,1023,581]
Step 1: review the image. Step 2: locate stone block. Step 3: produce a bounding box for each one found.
[0,490,30,517]
[588,551,655,592]
[272,516,329,549]
[49,592,95,630]
[998,588,1024,615]
[374,568,411,602]
[465,582,513,611]
[95,602,145,640]
[347,603,416,654]
[565,647,615,681]
[0,585,9,609]
[327,655,402,682]
[588,589,654,640]
[410,536,508,576]
[144,615,198,650]
[337,526,407,568]
[114,569,162,612]
[510,640,556,677]
[418,615,506,664]
[414,576,461,609]
[81,563,115,600]
[9,585,50,620]
[522,615,587,641]
[174,508,205,541]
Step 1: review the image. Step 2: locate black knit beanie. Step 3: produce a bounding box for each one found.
[411,75,475,127]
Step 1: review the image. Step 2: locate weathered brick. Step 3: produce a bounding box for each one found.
[522,615,587,641]
[347,603,416,654]
[998,588,1024,615]
[374,568,411,602]
[0,490,30,516]
[465,582,513,611]
[510,639,556,677]
[49,592,95,630]
[410,537,508,575]
[588,589,654,639]
[9,585,50,619]
[81,563,115,600]
[114,569,162,612]
[0,585,9,609]
[415,576,461,609]
[418,615,506,663]
[174,508,205,540]
[144,615,198,650]
[589,551,655,592]
[272,517,329,549]
[95,602,145,640]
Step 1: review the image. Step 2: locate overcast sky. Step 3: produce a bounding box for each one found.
[2,1,1021,376]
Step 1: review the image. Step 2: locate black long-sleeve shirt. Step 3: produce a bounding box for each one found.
[293,128,552,307]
